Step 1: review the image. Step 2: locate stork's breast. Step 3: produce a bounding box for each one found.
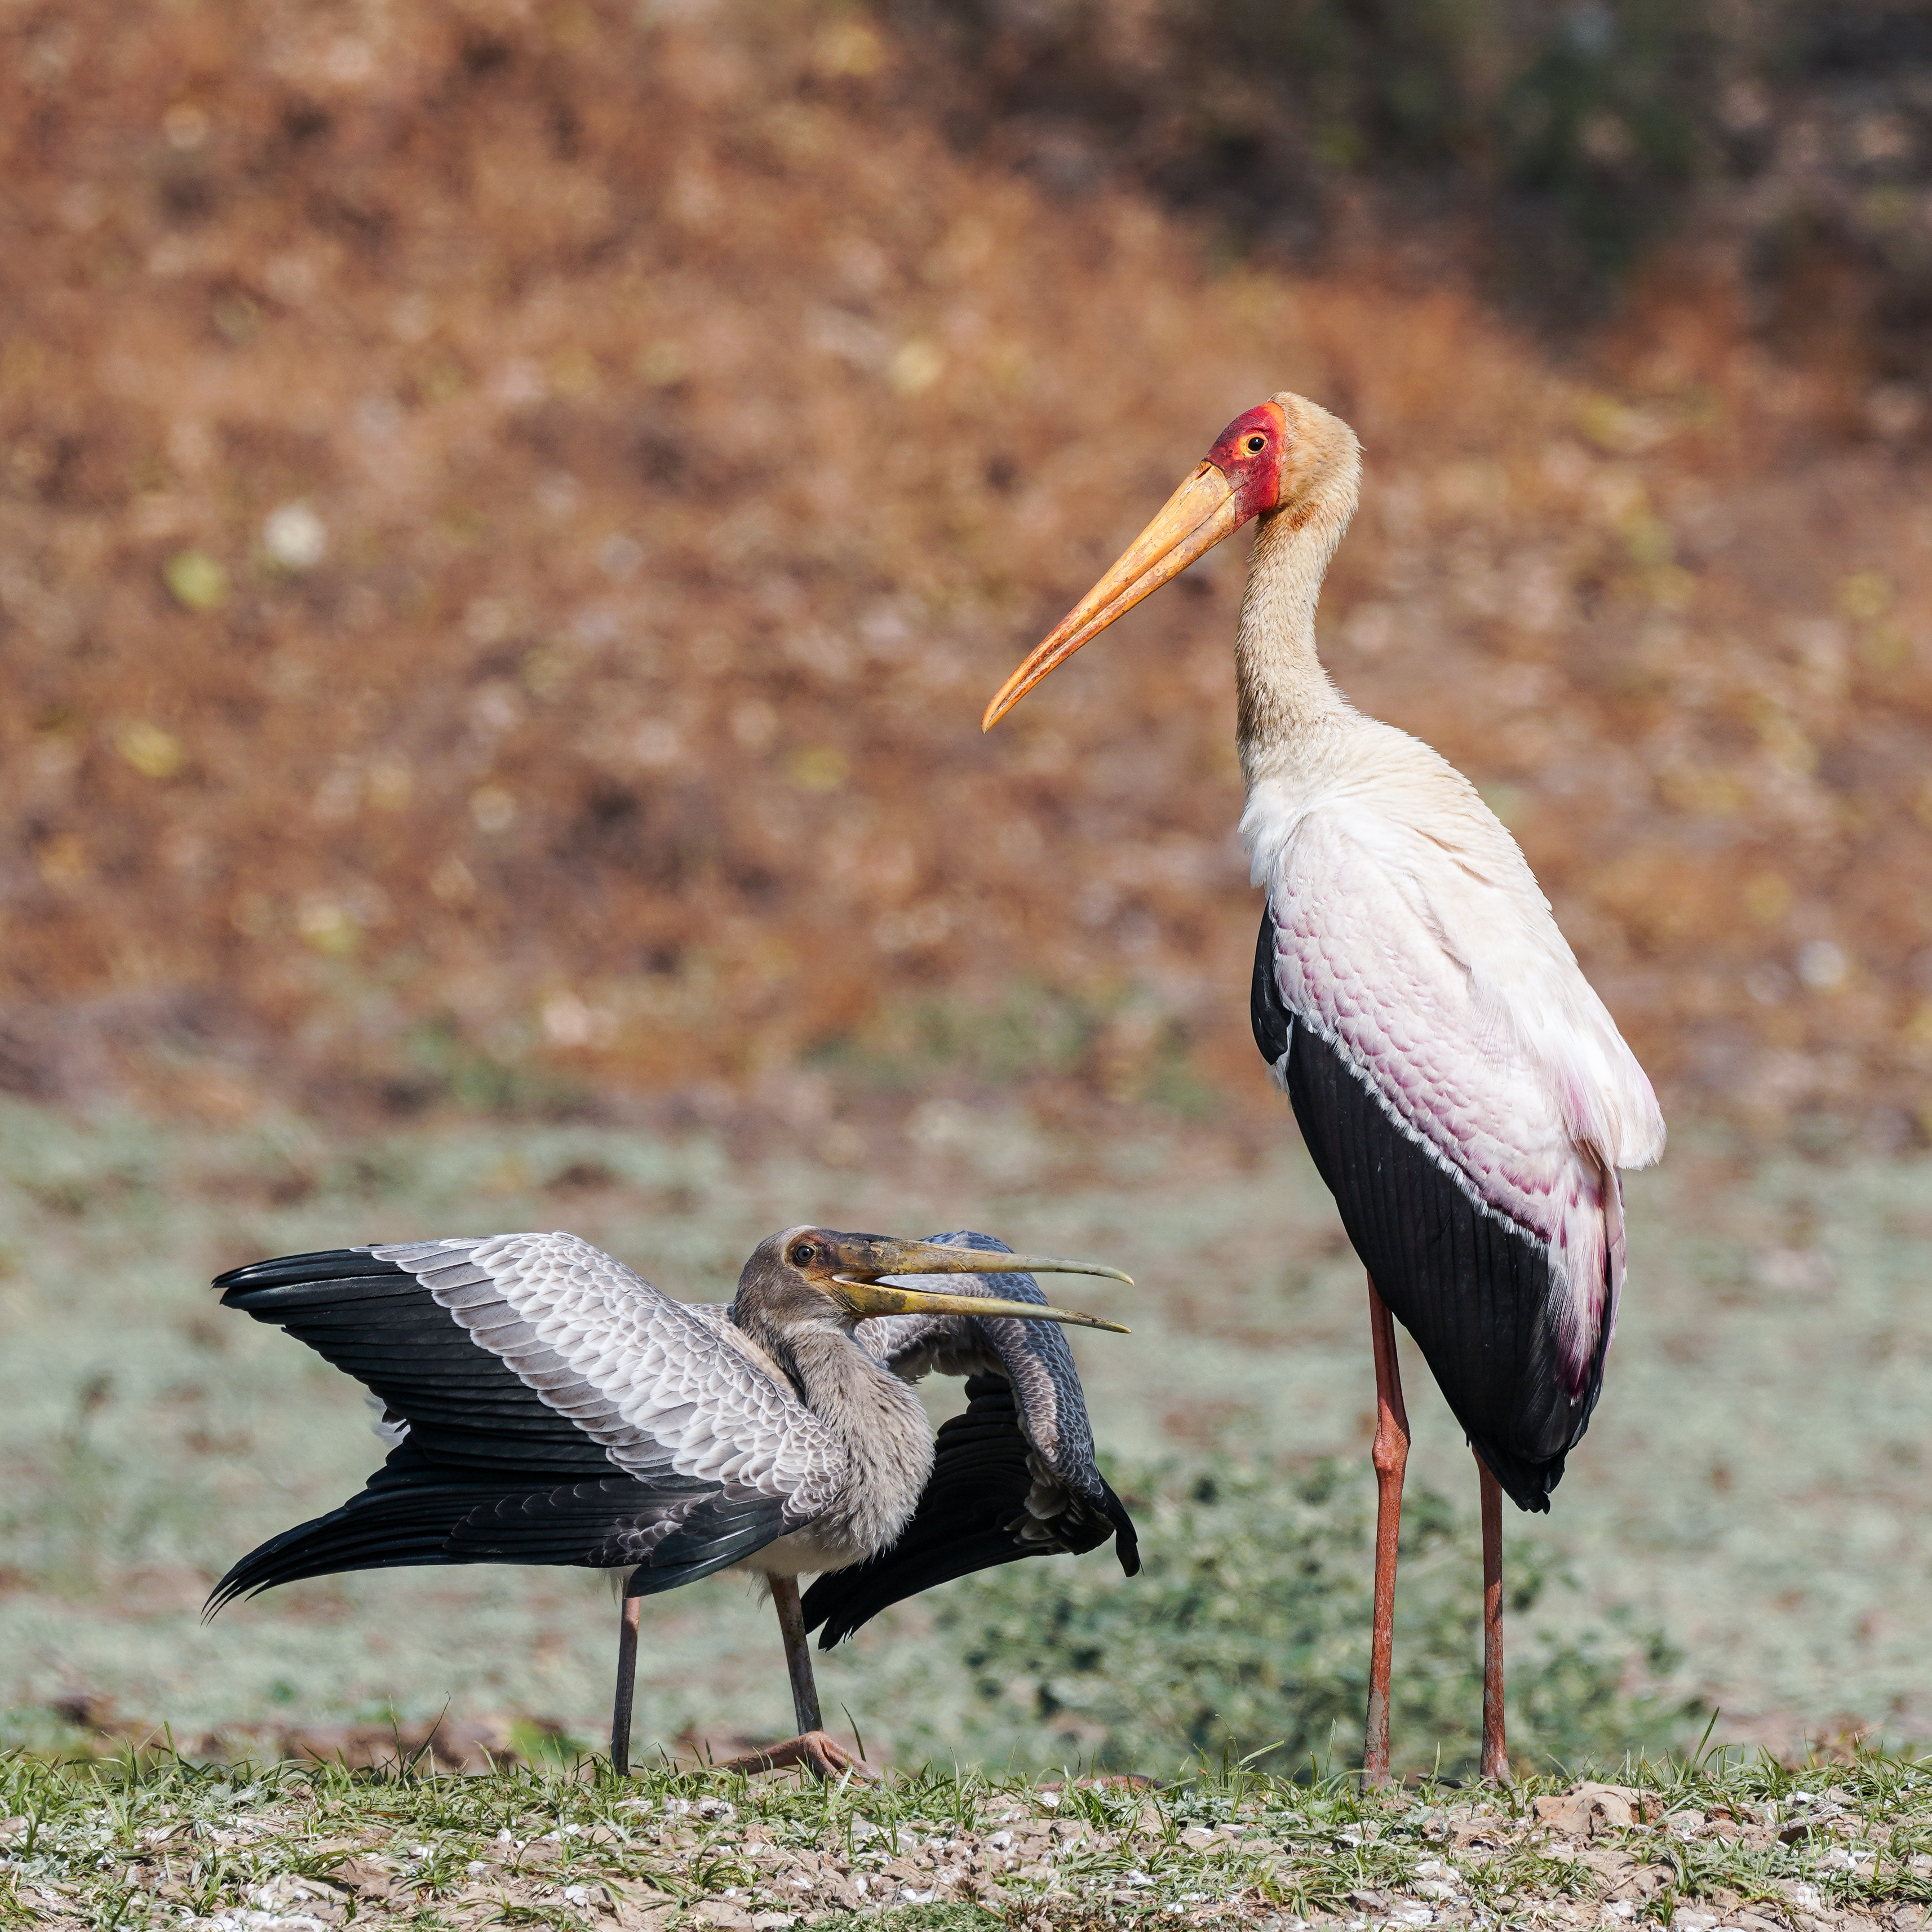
[732,1528,866,1577]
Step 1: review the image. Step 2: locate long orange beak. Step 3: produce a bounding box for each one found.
[982,460,1247,731]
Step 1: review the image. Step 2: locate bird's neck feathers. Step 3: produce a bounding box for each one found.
[774,1323,934,1558]
[780,1324,928,1446]
[1235,446,1361,787]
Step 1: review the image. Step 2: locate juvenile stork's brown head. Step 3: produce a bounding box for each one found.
[982,391,1361,729]
[735,1228,1131,1336]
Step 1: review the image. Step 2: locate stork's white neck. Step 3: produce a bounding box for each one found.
[1235,486,1358,787]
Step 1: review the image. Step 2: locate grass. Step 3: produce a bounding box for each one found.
[2,1093,1931,1918]
[3,1098,1929,1770]
[867,1457,1695,1780]
[2,1743,1929,1930]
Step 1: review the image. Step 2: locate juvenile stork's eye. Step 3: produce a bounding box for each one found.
[790,1242,817,1266]
[1246,435,1266,453]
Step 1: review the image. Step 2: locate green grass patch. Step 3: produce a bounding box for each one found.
[3,1100,1930,1773]
[897,1456,1700,1782]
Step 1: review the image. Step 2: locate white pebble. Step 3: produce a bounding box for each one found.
[263,502,328,570]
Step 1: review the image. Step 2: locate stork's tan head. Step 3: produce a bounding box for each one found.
[736,1227,1131,1333]
[982,391,1361,729]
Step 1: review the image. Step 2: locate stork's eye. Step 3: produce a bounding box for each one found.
[790,1242,817,1266]
[1246,434,1266,453]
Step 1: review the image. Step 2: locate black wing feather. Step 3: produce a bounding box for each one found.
[802,1376,1139,1646]
[205,1440,787,1611]
[801,1230,1138,1646]
[1252,904,1608,1511]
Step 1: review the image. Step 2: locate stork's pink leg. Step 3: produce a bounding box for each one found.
[1364,1277,1409,1786]
[611,1592,642,1775]
[1477,1455,1508,1782]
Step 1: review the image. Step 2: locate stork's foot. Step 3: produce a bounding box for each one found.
[711,1731,876,1782]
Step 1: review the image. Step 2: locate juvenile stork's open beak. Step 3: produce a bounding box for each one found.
[824,1236,1132,1333]
[982,399,1287,730]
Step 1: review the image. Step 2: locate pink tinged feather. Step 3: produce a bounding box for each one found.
[1246,752,1654,1398]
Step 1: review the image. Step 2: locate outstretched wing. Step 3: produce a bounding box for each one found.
[800,1231,1138,1646]
[207,1236,836,1610]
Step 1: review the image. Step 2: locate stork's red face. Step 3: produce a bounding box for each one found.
[983,398,1290,730]
[1203,402,1290,522]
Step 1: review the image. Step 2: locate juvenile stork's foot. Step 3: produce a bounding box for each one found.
[712,1731,877,1782]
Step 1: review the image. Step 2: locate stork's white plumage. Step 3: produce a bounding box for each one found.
[208,1227,1135,1778]
[983,392,1663,1781]
[1242,710,1663,1398]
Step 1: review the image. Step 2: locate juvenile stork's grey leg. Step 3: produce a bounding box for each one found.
[773,1572,823,1735]
[611,1592,642,1775]
[1477,1455,1508,1782]
[1364,1275,1410,1787]
[712,1577,876,1782]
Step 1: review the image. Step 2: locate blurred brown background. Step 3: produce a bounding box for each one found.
[4,0,1931,1154]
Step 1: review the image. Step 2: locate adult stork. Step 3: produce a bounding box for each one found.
[208,1227,1135,1778]
[982,393,1664,1782]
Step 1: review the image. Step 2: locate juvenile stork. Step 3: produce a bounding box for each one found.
[982,393,1664,1782]
[209,1227,1134,1778]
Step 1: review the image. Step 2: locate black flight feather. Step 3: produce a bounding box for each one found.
[217,1249,629,1478]
[205,1441,787,1612]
